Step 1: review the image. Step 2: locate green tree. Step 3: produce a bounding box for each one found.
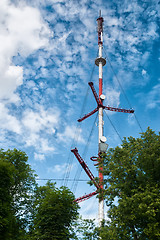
[30,181,79,240]
[0,148,37,239]
[0,160,16,240]
[101,127,160,239]
[73,217,99,240]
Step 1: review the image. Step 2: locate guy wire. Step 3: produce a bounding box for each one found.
[62,61,96,187]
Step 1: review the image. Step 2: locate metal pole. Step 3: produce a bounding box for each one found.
[95,12,106,226]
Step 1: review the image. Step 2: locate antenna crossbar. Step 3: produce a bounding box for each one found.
[104,106,134,113]
[71,148,99,189]
[78,107,99,122]
[74,191,98,203]
[78,81,134,123]
[88,82,102,106]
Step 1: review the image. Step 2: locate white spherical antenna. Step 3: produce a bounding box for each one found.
[100,136,107,143]
[100,94,105,100]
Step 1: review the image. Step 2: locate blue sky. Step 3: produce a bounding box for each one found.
[0,0,160,219]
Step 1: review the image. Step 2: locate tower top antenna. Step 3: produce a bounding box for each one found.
[99,10,101,17]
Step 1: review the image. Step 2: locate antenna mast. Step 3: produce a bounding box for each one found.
[71,11,134,227]
[95,10,106,225]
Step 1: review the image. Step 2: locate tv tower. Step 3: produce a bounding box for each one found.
[96,10,106,223]
[71,11,134,226]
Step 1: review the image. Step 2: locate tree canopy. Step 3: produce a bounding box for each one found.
[0,159,16,240]
[0,148,37,239]
[30,181,79,240]
[101,127,160,239]
[0,149,79,240]
[73,217,99,240]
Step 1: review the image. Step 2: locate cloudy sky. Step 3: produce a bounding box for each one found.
[0,0,160,219]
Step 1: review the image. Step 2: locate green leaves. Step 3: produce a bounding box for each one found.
[0,149,80,240]
[73,217,99,240]
[102,127,160,239]
[31,181,79,240]
[0,160,16,240]
[0,148,37,240]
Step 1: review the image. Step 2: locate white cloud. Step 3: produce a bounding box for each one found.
[41,139,55,152]
[127,114,136,126]
[146,83,160,109]
[136,81,160,110]
[25,132,55,153]
[104,87,120,108]
[0,0,51,102]
[25,132,39,147]
[102,1,159,90]
[48,163,74,174]
[142,69,147,76]
[22,106,60,152]
[66,82,78,92]
[57,125,85,144]
[22,107,60,133]
[0,103,21,134]
[0,65,23,103]
[146,22,158,38]
[105,16,120,27]
[34,152,45,162]
[6,2,50,56]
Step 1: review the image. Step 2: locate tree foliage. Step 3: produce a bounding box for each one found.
[0,160,16,240]
[73,217,99,240]
[30,181,79,240]
[101,127,160,239]
[0,148,37,240]
[0,148,80,240]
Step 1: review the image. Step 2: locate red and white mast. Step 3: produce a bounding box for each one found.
[95,10,106,225]
[71,10,134,227]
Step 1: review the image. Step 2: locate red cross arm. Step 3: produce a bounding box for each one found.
[88,82,102,106]
[78,107,99,122]
[71,148,99,189]
[104,106,134,113]
[73,191,98,203]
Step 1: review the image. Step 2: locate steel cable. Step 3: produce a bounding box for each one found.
[62,62,96,187]
[104,110,123,142]
[103,46,143,133]
[37,178,88,182]
[71,113,98,194]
